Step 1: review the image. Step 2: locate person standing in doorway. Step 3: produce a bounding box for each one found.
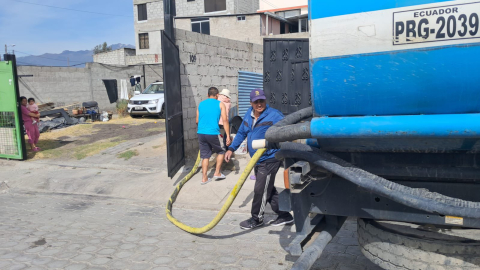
[224,89,293,229]
[218,89,231,150]
[196,87,231,185]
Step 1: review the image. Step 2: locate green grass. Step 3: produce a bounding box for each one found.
[152,145,161,149]
[73,140,123,160]
[117,149,139,160]
[145,127,163,132]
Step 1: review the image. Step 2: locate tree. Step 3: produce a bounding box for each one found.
[93,42,112,54]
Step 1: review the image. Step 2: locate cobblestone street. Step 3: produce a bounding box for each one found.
[0,192,382,270]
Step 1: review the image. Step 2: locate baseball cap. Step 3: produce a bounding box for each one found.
[250,88,266,102]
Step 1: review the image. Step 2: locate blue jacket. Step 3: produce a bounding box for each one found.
[229,105,284,163]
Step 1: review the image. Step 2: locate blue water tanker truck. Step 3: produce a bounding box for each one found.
[262,0,480,269]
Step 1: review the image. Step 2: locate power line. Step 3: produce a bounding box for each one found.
[12,0,133,18]
[15,51,85,63]
[147,64,163,80]
[16,61,47,66]
[17,59,88,67]
[17,67,45,103]
[70,62,87,67]
[260,0,279,9]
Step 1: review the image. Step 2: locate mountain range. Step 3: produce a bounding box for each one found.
[16,43,135,68]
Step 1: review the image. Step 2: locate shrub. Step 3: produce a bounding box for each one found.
[116,100,129,118]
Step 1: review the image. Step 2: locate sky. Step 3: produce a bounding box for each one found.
[0,0,135,55]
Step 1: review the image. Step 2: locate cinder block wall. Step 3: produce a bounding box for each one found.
[17,63,162,111]
[93,48,137,65]
[175,15,263,45]
[175,29,263,159]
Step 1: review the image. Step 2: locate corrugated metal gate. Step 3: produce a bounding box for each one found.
[263,39,310,115]
[161,31,185,178]
[237,71,262,117]
[0,54,26,160]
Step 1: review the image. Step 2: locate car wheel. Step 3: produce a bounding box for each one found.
[158,104,165,119]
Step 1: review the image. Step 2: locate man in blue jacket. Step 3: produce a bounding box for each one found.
[225,89,293,229]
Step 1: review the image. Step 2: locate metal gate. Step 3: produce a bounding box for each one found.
[263,39,310,115]
[161,31,185,178]
[237,71,262,117]
[0,54,25,160]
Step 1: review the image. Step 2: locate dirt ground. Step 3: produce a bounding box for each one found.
[27,116,166,160]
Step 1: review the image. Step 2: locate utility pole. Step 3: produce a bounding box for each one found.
[5,44,7,54]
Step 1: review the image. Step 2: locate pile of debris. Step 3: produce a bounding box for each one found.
[38,116,80,133]
[38,102,81,133]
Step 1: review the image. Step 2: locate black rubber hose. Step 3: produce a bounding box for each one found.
[265,107,313,143]
[276,143,480,219]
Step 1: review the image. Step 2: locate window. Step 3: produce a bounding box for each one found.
[191,18,210,35]
[204,0,226,13]
[276,9,300,18]
[280,21,286,34]
[137,4,147,21]
[139,33,149,49]
[299,18,309,32]
[237,16,246,21]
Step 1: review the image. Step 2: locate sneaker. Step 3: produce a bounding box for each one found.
[268,214,294,226]
[240,217,263,230]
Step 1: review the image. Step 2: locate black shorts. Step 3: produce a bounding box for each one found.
[198,134,225,159]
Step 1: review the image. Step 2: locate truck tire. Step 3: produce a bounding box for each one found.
[357,218,480,270]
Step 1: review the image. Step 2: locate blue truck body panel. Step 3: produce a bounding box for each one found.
[308,0,480,151]
[311,43,480,117]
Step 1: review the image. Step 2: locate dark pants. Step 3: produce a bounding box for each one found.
[251,159,290,222]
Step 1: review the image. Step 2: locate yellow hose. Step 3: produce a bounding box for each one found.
[166,148,267,234]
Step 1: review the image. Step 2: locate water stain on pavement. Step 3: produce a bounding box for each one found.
[32,238,46,246]
[61,201,94,211]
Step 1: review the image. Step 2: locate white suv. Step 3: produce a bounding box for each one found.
[128,82,165,118]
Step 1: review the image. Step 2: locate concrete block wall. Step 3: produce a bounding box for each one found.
[126,54,161,65]
[143,64,164,85]
[17,63,162,111]
[235,0,260,13]
[175,29,263,159]
[176,0,205,17]
[176,0,237,16]
[147,0,164,19]
[175,15,263,45]
[17,66,91,109]
[93,48,137,65]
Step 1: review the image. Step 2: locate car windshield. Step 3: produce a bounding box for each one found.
[142,83,164,94]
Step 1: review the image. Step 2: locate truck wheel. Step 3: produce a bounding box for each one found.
[357,218,480,270]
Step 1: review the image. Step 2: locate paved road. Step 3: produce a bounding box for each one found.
[0,192,382,270]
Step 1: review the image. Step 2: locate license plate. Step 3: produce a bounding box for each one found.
[393,2,480,45]
[135,106,143,110]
